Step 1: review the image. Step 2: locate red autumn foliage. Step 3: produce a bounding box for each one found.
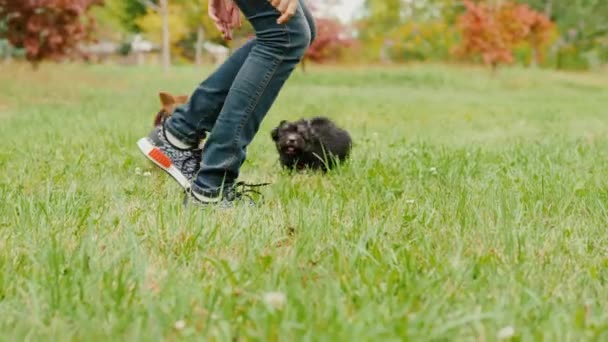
[0,0,102,65]
[304,18,354,64]
[457,0,554,69]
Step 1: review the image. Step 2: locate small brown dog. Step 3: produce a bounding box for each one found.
[153,92,189,127]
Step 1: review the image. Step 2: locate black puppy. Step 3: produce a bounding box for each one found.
[270,117,352,171]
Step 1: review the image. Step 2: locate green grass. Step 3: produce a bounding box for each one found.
[1,62,608,341]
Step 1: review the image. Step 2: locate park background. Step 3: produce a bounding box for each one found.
[1,1,608,341]
[1,0,607,71]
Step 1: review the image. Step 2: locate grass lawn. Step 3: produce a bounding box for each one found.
[1,62,608,341]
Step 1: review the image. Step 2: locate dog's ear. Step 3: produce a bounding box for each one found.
[175,95,189,105]
[159,92,175,106]
[271,127,280,141]
[159,92,176,113]
[271,120,287,141]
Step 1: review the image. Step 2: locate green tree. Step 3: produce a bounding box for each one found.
[358,0,462,62]
[136,0,172,71]
[138,0,251,66]
[125,0,149,32]
[360,0,402,39]
[92,0,147,35]
[357,0,402,60]
[521,0,608,68]
[173,0,225,65]
[93,0,254,66]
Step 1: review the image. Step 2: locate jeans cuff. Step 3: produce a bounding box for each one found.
[164,119,199,147]
[192,181,233,197]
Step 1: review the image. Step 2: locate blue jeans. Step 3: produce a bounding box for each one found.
[165,0,316,195]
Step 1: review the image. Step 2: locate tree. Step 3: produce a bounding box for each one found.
[135,0,239,70]
[520,0,608,68]
[178,0,208,65]
[93,0,252,66]
[297,0,356,70]
[357,0,461,62]
[457,0,512,69]
[302,17,354,70]
[173,0,226,66]
[456,0,554,70]
[92,0,147,36]
[358,0,402,40]
[0,0,102,67]
[507,1,554,66]
[382,20,459,62]
[137,0,171,71]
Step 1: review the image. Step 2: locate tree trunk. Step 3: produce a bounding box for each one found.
[530,48,539,68]
[490,61,498,76]
[160,0,170,72]
[195,25,204,67]
[544,0,553,18]
[2,42,12,65]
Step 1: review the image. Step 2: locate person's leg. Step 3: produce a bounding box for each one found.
[136,39,258,189]
[301,0,316,44]
[191,0,312,202]
[164,39,256,146]
[166,0,315,148]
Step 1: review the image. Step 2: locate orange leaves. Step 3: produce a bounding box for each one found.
[305,18,354,64]
[0,0,102,65]
[457,0,554,69]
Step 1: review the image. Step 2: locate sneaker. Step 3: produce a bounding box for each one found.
[184,181,271,208]
[137,125,202,190]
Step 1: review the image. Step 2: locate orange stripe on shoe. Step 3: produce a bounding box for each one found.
[149,148,172,168]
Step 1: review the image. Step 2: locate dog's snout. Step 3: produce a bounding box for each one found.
[286,133,299,145]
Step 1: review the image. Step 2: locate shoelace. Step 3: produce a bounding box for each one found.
[182,181,271,207]
[231,181,272,202]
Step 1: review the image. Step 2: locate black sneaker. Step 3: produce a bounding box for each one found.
[184,182,271,208]
[137,125,202,190]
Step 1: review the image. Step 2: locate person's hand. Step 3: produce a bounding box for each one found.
[269,0,299,24]
[209,0,241,40]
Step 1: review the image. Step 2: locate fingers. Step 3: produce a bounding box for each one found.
[208,0,220,22]
[209,0,241,41]
[270,0,298,24]
[230,5,241,28]
[222,3,239,40]
[222,22,232,40]
[209,3,226,36]
[277,0,298,24]
[276,0,289,13]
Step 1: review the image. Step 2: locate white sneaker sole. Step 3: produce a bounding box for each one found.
[137,137,191,190]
